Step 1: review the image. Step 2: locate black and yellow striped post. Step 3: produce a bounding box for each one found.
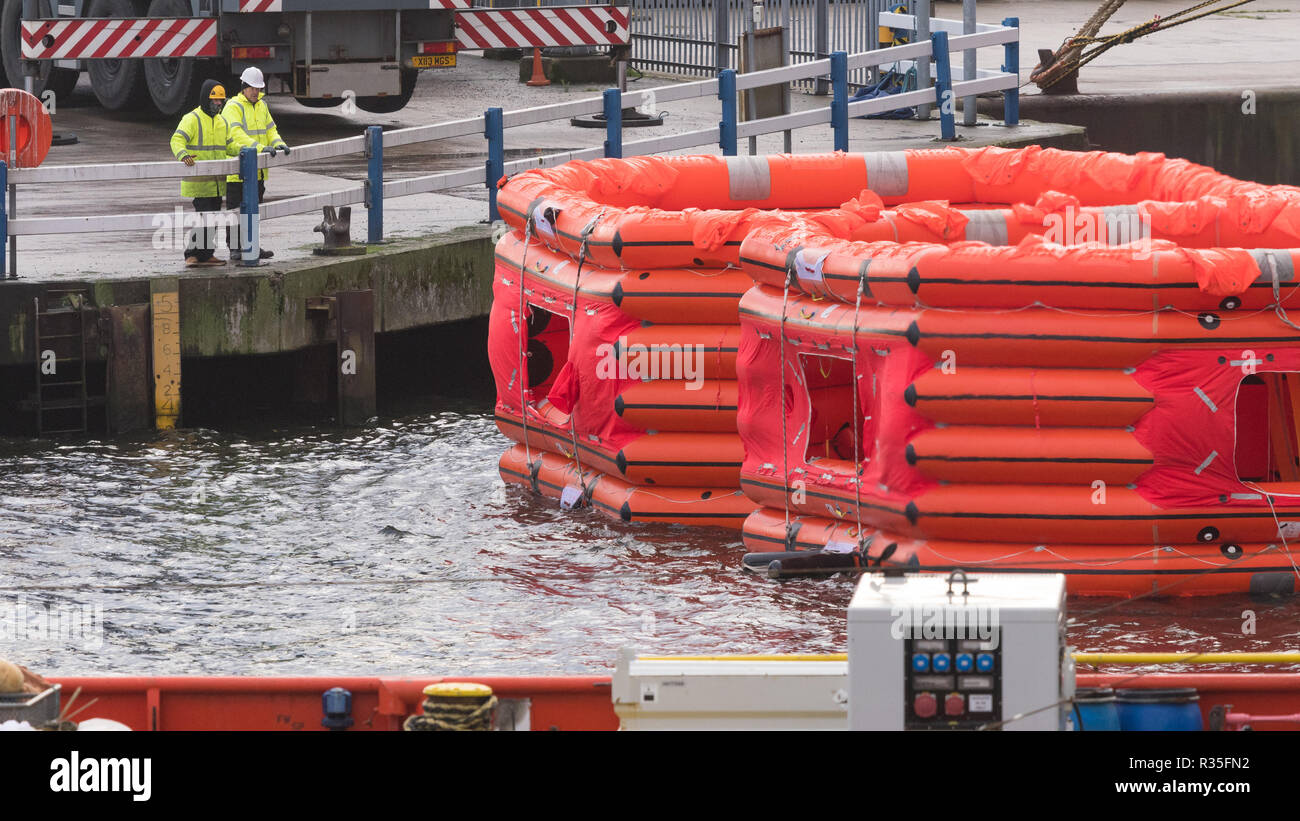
[149,278,180,430]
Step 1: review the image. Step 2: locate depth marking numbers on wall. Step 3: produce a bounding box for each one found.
[151,280,181,430]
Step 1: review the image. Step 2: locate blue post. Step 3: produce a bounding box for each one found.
[0,160,7,280]
[603,88,623,159]
[718,69,737,157]
[1002,17,1020,126]
[932,31,956,141]
[831,51,848,153]
[485,106,504,223]
[239,146,259,267]
[365,125,383,244]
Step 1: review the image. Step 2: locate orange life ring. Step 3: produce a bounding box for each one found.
[0,88,53,169]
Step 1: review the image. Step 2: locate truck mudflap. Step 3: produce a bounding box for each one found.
[21,17,219,60]
[453,6,630,51]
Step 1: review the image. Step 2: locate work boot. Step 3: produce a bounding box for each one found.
[185,256,202,268]
[259,249,274,260]
[198,257,227,267]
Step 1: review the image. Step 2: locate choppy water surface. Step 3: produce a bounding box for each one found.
[2,402,1298,677]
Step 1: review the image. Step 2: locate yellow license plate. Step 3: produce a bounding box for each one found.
[412,54,456,68]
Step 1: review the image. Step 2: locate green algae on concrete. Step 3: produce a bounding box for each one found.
[1,227,495,366]
[177,226,495,358]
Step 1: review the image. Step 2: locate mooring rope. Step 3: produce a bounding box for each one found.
[1034,0,1259,91]
[562,216,603,503]
[780,274,792,535]
[403,694,498,731]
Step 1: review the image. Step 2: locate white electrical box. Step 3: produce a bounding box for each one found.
[612,648,849,730]
[847,572,1071,731]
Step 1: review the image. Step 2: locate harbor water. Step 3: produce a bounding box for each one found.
[2,400,1298,677]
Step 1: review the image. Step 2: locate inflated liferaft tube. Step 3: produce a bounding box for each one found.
[494,146,1300,271]
[741,509,1298,597]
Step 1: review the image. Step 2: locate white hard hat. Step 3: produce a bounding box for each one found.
[239,66,265,88]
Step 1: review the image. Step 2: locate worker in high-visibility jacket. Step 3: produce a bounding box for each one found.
[170,79,242,268]
[224,66,291,261]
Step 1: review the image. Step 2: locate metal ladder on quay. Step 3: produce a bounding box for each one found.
[29,287,96,436]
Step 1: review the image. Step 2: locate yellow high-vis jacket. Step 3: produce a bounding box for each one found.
[223,92,288,183]
[170,107,241,198]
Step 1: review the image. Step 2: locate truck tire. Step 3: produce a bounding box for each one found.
[0,0,79,101]
[296,97,345,109]
[86,0,152,111]
[355,69,418,114]
[143,0,212,117]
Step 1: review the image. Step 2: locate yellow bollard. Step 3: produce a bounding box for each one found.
[403,683,497,731]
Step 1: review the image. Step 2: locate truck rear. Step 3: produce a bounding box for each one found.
[5,0,462,116]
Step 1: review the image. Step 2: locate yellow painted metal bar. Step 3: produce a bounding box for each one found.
[637,652,1300,665]
[1074,652,1300,665]
[150,279,181,430]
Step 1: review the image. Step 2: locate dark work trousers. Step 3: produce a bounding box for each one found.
[225,179,267,256]
[185,196,223,261]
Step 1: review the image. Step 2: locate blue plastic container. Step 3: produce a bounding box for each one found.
[1072,687,1120,731]
[1115,688,1203,731]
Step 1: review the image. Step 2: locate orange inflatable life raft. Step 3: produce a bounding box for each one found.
[494,231,752,325]
[490,147,1300,595]
[727,146,1300,596]
[499,445,753,529]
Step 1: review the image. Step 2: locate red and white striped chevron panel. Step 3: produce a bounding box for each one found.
[430,0,471,8]
[237,0,282,11]
[21,18,218,60]
[455,6,630,50]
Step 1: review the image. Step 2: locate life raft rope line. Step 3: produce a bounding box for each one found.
[1239,484,1300,582]
[780,275,792,537]
[516,223,537,486]
[778,537,1286,574]
[1265,251,1300,332]
[1070,541,1300,619]
[851,266,866,551]
[563,215,603,504]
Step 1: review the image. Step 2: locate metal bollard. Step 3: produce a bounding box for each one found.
[365,125,383,244]
[1003,17,1020,126]
[485,107,504,223]
[718,69,737,157]
[239,146,259,267]
[831,51,848,153]
[932,31,956,141]
[603,88,622,159]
